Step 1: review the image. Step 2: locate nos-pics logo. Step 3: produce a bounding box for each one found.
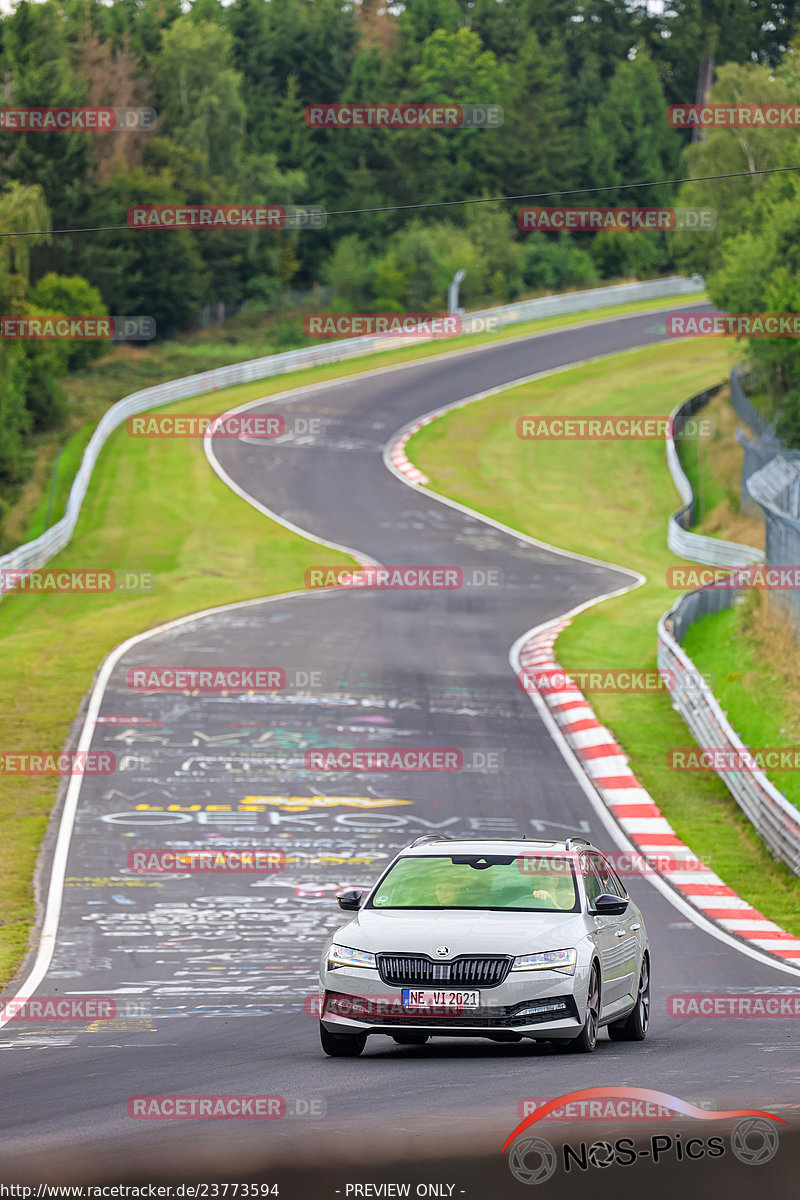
[502,1088,782,1184]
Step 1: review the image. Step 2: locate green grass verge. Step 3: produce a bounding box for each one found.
[23,424,96,542]
[683,598,800,808]
[407,337,800,934]
[678,414,731,527]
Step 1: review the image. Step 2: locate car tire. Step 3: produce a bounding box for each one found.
[567,964,600,1053]
[608,955,650,1042]
[391,1033,429,1045]
[320,1023,367,1057]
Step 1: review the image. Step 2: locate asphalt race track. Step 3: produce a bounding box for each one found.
[2,305,798,1189]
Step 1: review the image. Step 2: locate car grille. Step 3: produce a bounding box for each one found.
[377,954,511,988]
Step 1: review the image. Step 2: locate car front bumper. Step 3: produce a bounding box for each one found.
[318,962,590,1039]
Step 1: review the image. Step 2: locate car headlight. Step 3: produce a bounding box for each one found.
[511,948,577,975]
[327,943,377,970]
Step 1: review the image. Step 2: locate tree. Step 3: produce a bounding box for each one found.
[583,49,681,206]
[0,1,94,238]
[154,15,246,178]
[324,235,374,312]
[78,165,208,338]
[0,183,59,459]
[29,272,109,373]
[671,61,799,278]
[488,31,581,210]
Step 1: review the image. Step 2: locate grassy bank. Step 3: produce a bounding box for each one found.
[677,386,763,548]
[682,594,800,807]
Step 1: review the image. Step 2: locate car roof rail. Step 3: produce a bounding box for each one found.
[408,834,455,847]
[564,837,593,851]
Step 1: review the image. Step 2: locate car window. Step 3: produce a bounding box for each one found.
[580,854,605,908]
[602,859,628,898]
[368,854,580,911]
[590,852,627,899]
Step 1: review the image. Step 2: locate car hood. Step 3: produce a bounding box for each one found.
[333,907,588,956]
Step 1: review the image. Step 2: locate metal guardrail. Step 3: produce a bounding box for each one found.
[746,451,800,630]
[665,383,764,567]
[660,377,800,876]
[730,364,784,516]
[0,274,704,590]
[658,605,800,876]
[729,363,772,437]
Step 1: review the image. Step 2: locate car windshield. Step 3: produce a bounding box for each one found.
[368,853,580,911]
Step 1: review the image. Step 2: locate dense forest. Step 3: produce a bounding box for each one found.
[2,0,800,503]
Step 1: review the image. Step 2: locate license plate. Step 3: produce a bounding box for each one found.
[401,988,480,1010]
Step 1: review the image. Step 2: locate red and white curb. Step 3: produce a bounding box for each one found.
[387,420,431,486]
[518,622,800,963]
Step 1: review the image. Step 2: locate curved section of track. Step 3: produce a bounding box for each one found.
[2,306,795,1172]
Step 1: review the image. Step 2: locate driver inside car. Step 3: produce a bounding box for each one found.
[529,868,575,910]
[433,876,467,907]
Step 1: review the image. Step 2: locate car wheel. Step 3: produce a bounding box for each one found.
[608,955,650,1042]
[391,1033,429,1045]
[319,1022,367,1057]
[567,964,600,1053]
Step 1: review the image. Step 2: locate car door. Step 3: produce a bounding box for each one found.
[580,853,630,1009]
[579,854,622,1010]
[591,853,639,1005]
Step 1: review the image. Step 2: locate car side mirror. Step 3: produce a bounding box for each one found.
[592,892,628,916]
[337,889,364,911]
